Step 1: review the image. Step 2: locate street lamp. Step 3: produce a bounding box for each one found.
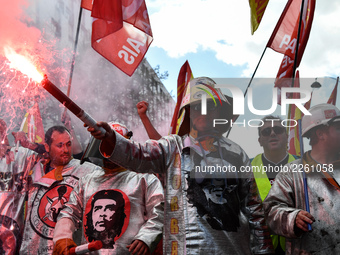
[311,76,339,90]
[311,78,322,89]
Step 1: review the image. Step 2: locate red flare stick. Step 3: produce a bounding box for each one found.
[69,240,103,255]
[40,75,106,134]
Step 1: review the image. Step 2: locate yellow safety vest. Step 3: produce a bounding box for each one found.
[251,153,297,252]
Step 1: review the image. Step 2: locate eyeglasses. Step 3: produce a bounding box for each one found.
[191,101,220,112]
[260,126,285,137]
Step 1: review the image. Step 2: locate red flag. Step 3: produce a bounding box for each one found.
[81,0,93,11]
[91,0,123,43]
[287,71,313,156]
[304,90,312,110]
[249,0,270,34]
[327,77,339,105]
[20,102,45,144]
[169,61,193,134]
[266,0,315,89]
[90,0,153,76]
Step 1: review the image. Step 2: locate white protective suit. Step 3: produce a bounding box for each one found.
[20,158,101,255]
[264,151,340,254]
[98,132,273,255]
[0,147,40,255]
[54,167,164,254]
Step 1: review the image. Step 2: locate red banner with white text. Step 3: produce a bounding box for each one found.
[266,0,315,89]
[85,0,153,76]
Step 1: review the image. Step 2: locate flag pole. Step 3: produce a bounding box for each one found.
[62,5,83,121]
[293,0,312,232]
[291,0,305,82]
[227,0,292,137]
[288,0,304,138]
[244,47,268,98]
[226,46,267,137]
[299,118,312,231]
[244,0,293,99]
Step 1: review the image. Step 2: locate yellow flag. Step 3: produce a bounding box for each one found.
[249,0,270,34]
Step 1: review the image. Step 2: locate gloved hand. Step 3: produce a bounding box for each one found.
[53,238,76,255]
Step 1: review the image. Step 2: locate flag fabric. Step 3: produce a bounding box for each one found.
[169,61,193,134]
[287,71,313,156]
[81,0,93,11]
[20,102,45,144]
[266,0,315,89]
[287,71,302,156]
[92,0,123,23]
[84,0,153,76]
[249,0,270,35]
[327,77,339,105]
[304,90,312,111]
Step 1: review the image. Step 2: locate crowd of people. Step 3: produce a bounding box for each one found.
[0,76,340,255]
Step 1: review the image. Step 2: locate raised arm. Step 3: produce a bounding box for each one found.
[136,101,162,140]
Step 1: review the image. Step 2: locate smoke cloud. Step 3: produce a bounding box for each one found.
[0,0,175,148]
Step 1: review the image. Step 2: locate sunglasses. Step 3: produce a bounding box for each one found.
[260,126,285,137]
[192,101,220,112]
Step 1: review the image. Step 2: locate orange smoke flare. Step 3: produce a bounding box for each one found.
[4,47,44,83]
[3,47,106,136]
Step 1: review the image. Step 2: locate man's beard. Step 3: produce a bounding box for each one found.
[54,154,71,166]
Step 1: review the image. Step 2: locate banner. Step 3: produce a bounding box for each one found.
[169,61,193,134]
[327,77,339,105]
[249,0,270,34]
[287,71,313,156]
[84,0,153,76]
[266,0,315,89]
[287,71,301,156]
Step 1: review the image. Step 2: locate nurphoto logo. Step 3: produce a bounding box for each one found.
[195,78,313,128]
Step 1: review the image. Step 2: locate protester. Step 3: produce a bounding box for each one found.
[53,122,164,255]
[0,119,44,255]
[251,115,299,254]
[19,125,101,255]
[136,100,165,189]
[263,103,340,254]
[86,77,274,254]
[13,110,84,160]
